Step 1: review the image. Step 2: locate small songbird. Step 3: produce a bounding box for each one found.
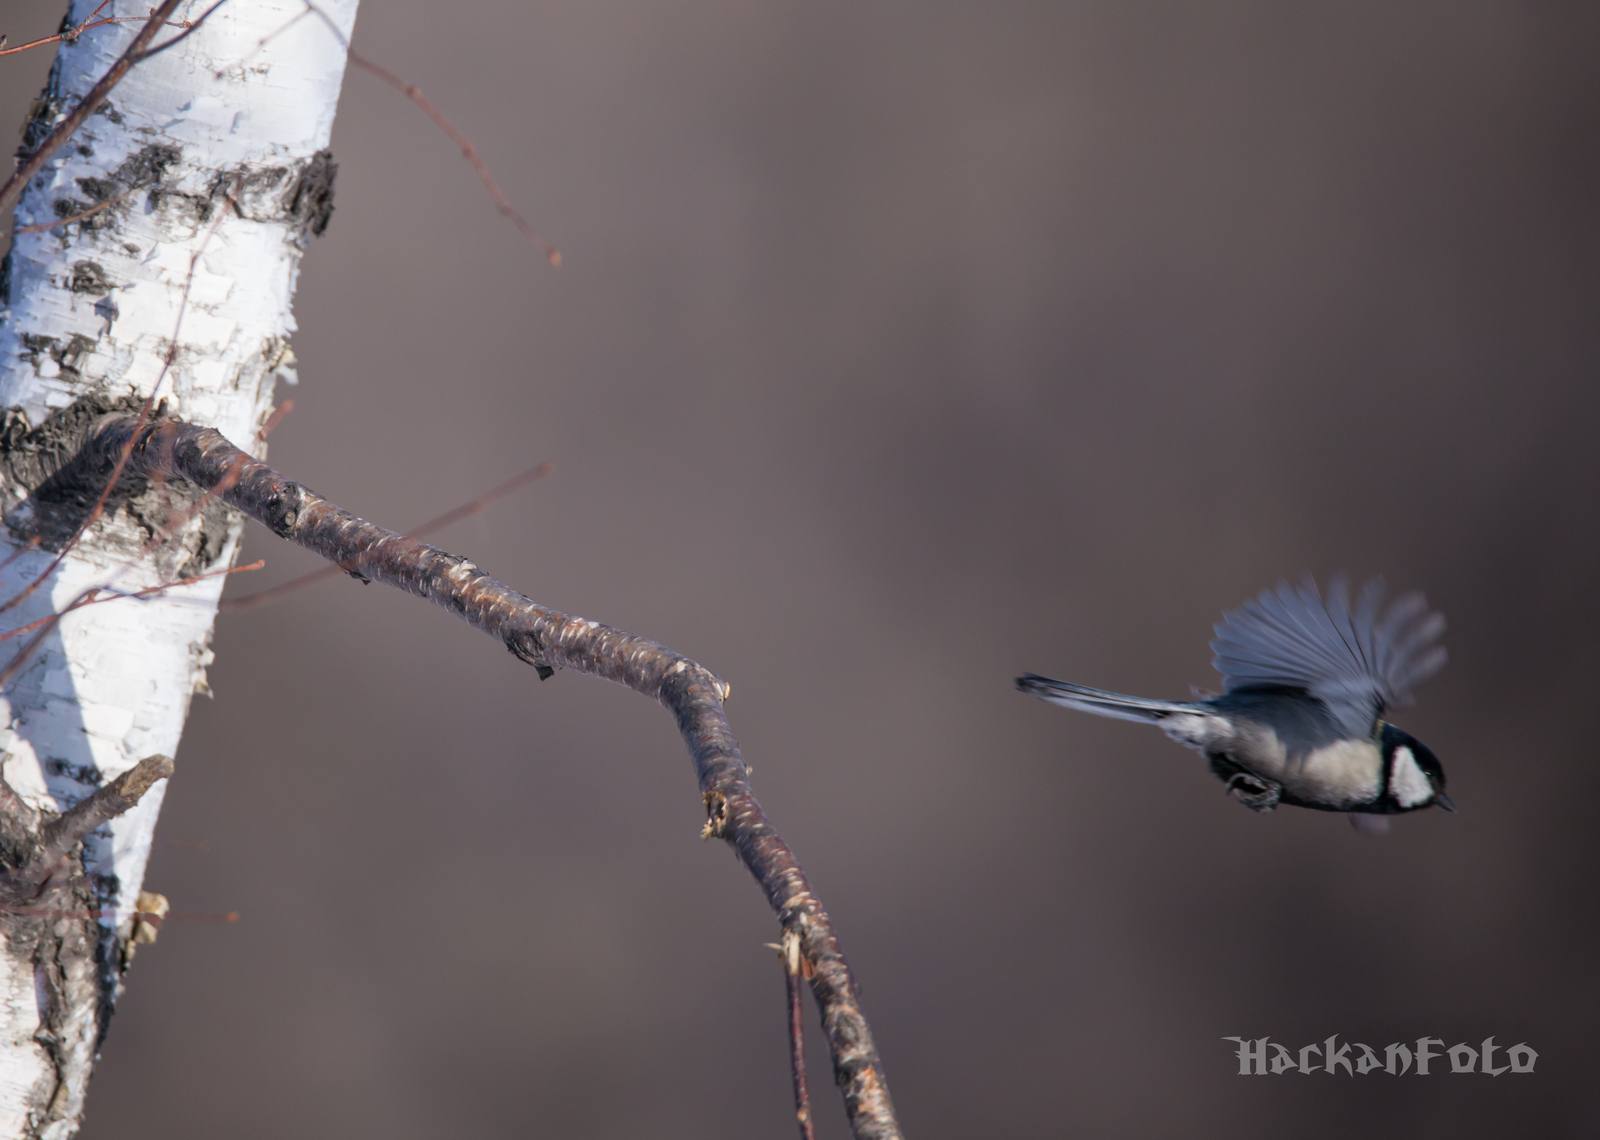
[1017,577,1452,830]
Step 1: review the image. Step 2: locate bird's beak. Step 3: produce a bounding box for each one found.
[1434,793,1457,813]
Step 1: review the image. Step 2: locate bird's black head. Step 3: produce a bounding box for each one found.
[1379,723,1453,813]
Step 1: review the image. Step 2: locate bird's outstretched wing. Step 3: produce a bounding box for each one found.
[1209,576,1446,738]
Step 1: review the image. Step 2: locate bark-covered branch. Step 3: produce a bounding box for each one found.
[0,751,173,1139]
[25,755,174,891]
[0,755,173,898]
[99,415,902,1139]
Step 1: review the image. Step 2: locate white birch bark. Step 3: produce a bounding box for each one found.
[0,3,357,1134]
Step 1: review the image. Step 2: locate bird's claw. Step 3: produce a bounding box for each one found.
[1224,771,1282,812]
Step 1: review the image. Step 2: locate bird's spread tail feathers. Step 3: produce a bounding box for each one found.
[1015,674,1196,724]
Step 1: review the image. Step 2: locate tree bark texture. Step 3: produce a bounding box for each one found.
[101,415,904,1140]
[0,3,358,1135]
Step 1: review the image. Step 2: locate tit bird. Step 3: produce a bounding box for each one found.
[1017,577,1452,830]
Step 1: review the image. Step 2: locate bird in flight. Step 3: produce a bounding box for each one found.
[1017,577,1451,832]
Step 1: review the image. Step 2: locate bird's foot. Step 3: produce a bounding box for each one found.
[1224,771,1282,813]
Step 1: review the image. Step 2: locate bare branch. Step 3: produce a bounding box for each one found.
[106,416,902,1139]
[25,754,174,888]
[220,459,552,611]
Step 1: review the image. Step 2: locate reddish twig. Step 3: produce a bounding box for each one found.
[0,0,117,58]
[206,2,560,265]
[13,187,133,235]
[0,560,264,646]
[346,49,560,266]
[137,0,230,61]
[257,397,294,444]
[0,537,41,585]
[778,931,819,1140]
[283,1,560,266]
[105,416,902,1139]
[0,560,262,706]
[221,459,552,611]
[0,12,202,59]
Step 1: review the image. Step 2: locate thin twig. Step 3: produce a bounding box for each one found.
[209,1,559,266]
[0,1,118,58]
[0,537,41,585]
[289,1,561,266]
[782,930,818,1140]
[221,459,552,611]
[107,416,902,1140]
[347,50,560,266]
[0,561,262,706]
[0,561,264,647]
[138,0,230,61]
[14,187,134,235]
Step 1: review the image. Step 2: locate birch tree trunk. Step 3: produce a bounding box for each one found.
[0,3,358,1134]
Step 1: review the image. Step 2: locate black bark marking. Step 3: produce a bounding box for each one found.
[287,148,338,240]
[67,261,111,295]
[0,397,232,578]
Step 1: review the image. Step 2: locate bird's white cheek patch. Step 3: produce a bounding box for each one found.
[1388,746,1434,808]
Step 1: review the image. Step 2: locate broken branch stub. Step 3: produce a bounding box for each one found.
[29,754,175,889]
[101,415,902,1139]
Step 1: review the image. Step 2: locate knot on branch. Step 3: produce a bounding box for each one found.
[505,629,554,680]
[257,480,306,537]
[700,790,729,841]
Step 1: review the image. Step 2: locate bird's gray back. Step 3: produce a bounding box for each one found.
[1205,686,1350,757]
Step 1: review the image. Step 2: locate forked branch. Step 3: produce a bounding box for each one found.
[98,415,902,1139]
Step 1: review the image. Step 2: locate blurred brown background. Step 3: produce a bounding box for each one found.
[6,1,1598,1136]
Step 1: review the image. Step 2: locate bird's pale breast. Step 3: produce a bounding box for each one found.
[1243,729,1382,808]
